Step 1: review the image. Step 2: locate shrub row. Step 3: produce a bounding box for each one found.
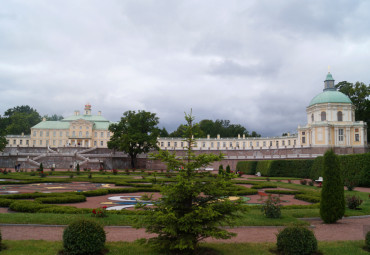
[251,184,277,189]
[294,194,321,203]
[264,190,303,195]
[35,195,86,204]
[281,203,320,210]
[235,161,258,174]
[237,152,370,187]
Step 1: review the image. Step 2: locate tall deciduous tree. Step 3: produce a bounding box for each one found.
[108,110,160,168]
[2,105,42,135]
[0,134,7,151]
[320,149,345,224]
[142,112,245,254]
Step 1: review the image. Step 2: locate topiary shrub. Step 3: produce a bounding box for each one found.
[366,231,370,250]
[226,165,231,174]
[0,229,2,251]
[276,226,318,255]
[63,219,106,255]
[320,149,345,224]
[346,195,363,210]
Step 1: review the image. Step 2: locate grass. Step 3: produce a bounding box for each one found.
[1,240,368,255]
[247,177,302,180]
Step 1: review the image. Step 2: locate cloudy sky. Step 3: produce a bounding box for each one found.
[1,0,369,136]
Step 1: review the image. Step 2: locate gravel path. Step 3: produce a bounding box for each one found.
[1,216,369,243]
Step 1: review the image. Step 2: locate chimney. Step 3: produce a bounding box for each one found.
[243,134,245,139]
[207,134,210,139]
[98,111,101,116]
[21,132,24,136]
[238,134,240,139]
[217,134,220,139]
[42,117,46,122]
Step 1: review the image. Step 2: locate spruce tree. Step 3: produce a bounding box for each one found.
[320,149,345,223]
[141,112,245,254]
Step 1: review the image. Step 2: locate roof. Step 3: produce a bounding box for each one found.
[62,115,109,122]
[32,121,70,129]
[309,90,352,106]
[325,72,334,81]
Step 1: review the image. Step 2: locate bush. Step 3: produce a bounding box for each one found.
[0,229,2,251]
[366,231,370,250]
[320,149,345,224]
[265,190,303,195]
[63,219,106,255]
[276,226,317,255]
[346,195,363,210]
[261,195,281,218]
[300,179,307,185]
[35,195,86,204]
[91,206,108,218]
[295,194,320,203]
[236,161,258,175]
[226,165,231,174]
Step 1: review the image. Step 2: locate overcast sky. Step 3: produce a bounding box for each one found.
[1,0,369,136]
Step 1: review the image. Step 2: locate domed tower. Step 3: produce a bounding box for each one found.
[298,72,367,153]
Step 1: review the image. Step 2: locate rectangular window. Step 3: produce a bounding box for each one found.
[72,131,75,137]
[20,140,22,145]
[236,142,239,147]
[33,140,36,146]
[13,139,16,145]
[355,134,359,142]
[211,142,214,148]
[243,142,245,148]
[40,140,42,145]
[217,142,220,148]
[161,142,164,147]
[288,140,291,145]
[46,140,49,146]
[53,131,56,137]
[60,131,62,137]
[33,131,36,137]
[194,142,198,147]
[174,142,177,147]
[270,141,272,146]
[46,131,49,137]
[338,129,344,141]
[40,131,43,137]
[168,142,170,147]
[53,140,56,146]
[26,140,29,145]
[276,141,279,147]
[223,142,226,147]
[263,141,266,147]
[294,140,296,145]
[100,141,103,146]
[256,141,259,147]
[59,140,62,146]
[181,142,184,147]
[66,131,69,137]
[101,132,104,138]
[302,132,305,135]
[202,142,205,147]
[95,132,97,137]
[107,132,110,138]
[302,137,305,144]
[282,140,285,146]
[94,141,97,146]
[86,131,89,137]
[250,142,253,147]
[79,131,82,137]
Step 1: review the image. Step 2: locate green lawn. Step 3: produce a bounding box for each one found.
[1,240,368,255]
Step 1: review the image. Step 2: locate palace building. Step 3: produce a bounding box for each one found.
[5,73,368,158]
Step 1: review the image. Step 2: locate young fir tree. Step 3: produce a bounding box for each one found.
[226,165,231,174]
[218,164,224,176]
[320,149,345,223]
[142,112,246,254]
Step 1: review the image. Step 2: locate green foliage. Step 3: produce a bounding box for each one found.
[264,190,303,195]
[294,194,320,203]
[76,163,80,175]
[346,195,363,210]
[0,134,7,152]
[261,195,281,218]
[63,219,106,255]
[276,226,318,255]
[320,149,345,223]
[366,231,370,250]
[35,195,86,204]
[2,105,42,135]
[236,161,258,175]
[108,110,160,168]
[256,160,272,176]
[0,198,14,207]
[226,165,231,174]
[254,159,314,178]
[142,112,246,254]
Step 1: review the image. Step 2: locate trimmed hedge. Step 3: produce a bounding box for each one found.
[256,160,272,176]
[0,198,15,207]
[282,203,320,210]
[251,184,277,189]
[254,159,314,178]
[294,194,320,203]
[264,190,303,195]
[236,161,258,175]
[35,195,86,204]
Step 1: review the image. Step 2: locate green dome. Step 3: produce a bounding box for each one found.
[309,90,352,106]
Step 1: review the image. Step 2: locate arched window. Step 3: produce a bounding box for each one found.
[311,114,314,122]
[337,111,343,121]
[321,111,326,121]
